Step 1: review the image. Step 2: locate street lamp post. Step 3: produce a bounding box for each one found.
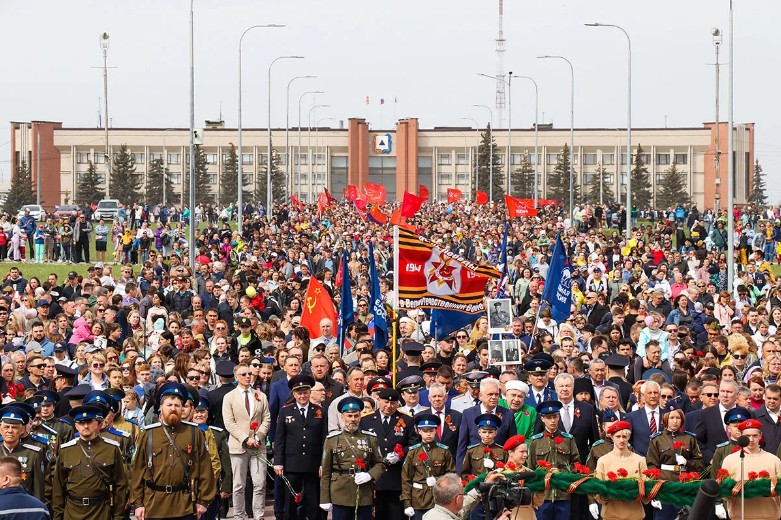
[585,23,632,239]
[515,76,539,206]
[477,73,513,196]
[237,24,284,234]
[189,0,195,276]
[727,0,735,289]
[459,117,480,195]
[712,28,722,212]
[286,75,316,198]
[471,105,493,201]
[538,55,575,223]
[307,104,330,203]
[267,55,304,223]
[297,91,324,201]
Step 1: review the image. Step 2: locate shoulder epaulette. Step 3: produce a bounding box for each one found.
[198,424,208,432]
[560,432,573,439]
[182,421,198,427]
[716,440,731,448]
[531,433,544,440]
[103,437,120,448]
[467,443,480,449]
[684,431,697,437]
[282,403,295,408]
[436,442,449,450]
[409,442,422,450]
[209,425,224,432]
[30,434,48,444]
[592,439,605,447]
[127,418,139,426]
[397,410,412,417]
[327,430,341,439]
[41,424,57,435]
[22,443,41,452]
[107,427,130,438]
[650,432,663,439]
[144,423,161,430]
[59,418,72,425]
[60,439,78,448]
[361,430,376,436]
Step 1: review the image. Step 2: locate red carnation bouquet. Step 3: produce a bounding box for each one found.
[716,468,730,482]
[355,457,366,470]
[673,441,685,451]
[679,472,700,483]
[250,421,260,444]
[482,446,495,469]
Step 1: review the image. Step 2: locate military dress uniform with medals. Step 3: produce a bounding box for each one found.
[460,413,506,478]
[0,405,48,502]
[51,405,128,520]
[321,397,387,520]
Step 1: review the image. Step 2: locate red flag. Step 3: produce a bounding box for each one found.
[505,195,538,218]
[299,276,338,339]
[400,191,426,218]
[324,187,337,205]
[353,197,367,211]
[475,191,489,205]
[419,185,430,199]
[447,188,462,203]
[368,205,389,225]
[346,185,359,202]
[390,209,415,232]
[291,194,305,211]
[317,191,329,216]
[364,183,387,205]
[538,199,557,207]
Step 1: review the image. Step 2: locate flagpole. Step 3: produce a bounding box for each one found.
[393,225,400,387]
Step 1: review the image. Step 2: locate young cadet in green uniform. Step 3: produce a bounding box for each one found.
[712,407,751,475]
[320,396,386,520]
[401,412,455,520]
[27,395,62,454]
[528,401,579,520]
[105,388,139,446]
[0,405,47,501]
[460,413,506,478]
[36,390,75,444]
[52,404,128,520]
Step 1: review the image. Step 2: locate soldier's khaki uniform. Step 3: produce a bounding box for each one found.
[42,416,75,444]
[528,431,579,502]
[713,439,739,476]
[401,441,455,511]
[102,426,133,468]
[130,420,216,517]
[460,442,505,479]
[52,436,128,520]
[111,416,139,445]
[0,440,47,500]
[320,428,386,507]
[646,429,704,481]
[584,439,613,474]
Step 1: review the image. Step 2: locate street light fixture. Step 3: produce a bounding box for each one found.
[538,55,575,223]
[712,28,722,211]
[307,104,330,203]
[727,0,735,290]
[286,75,316,197]
[477,73,512,196]
[585,23,632,239]
[459,117,480,194]
[297,91,324,200]
[237,24,284,233]
[514,76,539,207]
[267,55,304,223]
[471,105,493,201]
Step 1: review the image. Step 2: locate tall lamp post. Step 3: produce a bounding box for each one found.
[712,28,722,212]
[585,23,632,239]
[538,55,575,223]
[515,76,539,206]
[727,0,735,289]
[267,55,304,223]
[459,117,480,195]
[477,73,512,196]
[297,91,324,200]
[237,24,284,234]
[307,104,330,203]
[286,75,316,197]
[471,104,493,201]
[189,0,195,276]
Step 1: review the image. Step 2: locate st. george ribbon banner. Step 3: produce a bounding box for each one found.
[396,227,501,313]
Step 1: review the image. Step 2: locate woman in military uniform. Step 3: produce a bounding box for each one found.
[646,409,704,520]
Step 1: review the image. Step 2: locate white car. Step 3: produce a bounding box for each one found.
[16,204,46,221]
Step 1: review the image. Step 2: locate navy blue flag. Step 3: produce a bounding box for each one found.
[430,309,482,341]
[540,233,572,322]
[369,241,388,351]
[337,250,354,347]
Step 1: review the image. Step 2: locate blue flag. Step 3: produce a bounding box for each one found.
[369,241,388,351]
[337,250,354,347]
[430,309,482,341]
[496,222,509,299]
[540,233,572,322]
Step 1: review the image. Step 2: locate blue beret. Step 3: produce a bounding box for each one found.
[338,396,364,413]
[474,413,501,430]
[536,400,563,416]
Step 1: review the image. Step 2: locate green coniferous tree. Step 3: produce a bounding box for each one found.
[473,124,505,201]
[656,161,690,210]
[748,159,768,207]
[110,144,141,205]
[255,145,286,206]
[511,152,536,198]
[219,143,239,206]
[75,161,105,206]
[587,163,614,205]
[145,158,173,206]
[546,144,580,208]
[4,161,35,214]
[184,144,214,205]
[630,144,653,210]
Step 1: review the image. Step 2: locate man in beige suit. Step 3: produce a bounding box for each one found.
[223,361,271,520]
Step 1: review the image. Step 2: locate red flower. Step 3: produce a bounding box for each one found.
[537,460,552,470]
[250,421,259,431]
[606,471,618,482]
[732,446,742,454]
[673,441,685,450]
[696,350,704,357]
[461,480,467,487]
[554,436,563,445]
[466,475,477,481]
[643,468,661,479]
[496,461,505,469]
[748,472,758,481]
[758,470,771,479]
[394,444,405,458]
[617,468,628,478]
[355,458,366,470]
[716,469,730,482]
[507,461,517,471]
[294,493,302,504]
[15,384,23,393]
[679,472,700,483]
[573,463,591,475]
[483,447,493,454]
[544,433,552,438]
[418,452,428,461]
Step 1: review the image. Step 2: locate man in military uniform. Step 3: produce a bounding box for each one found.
[524,359,557,409]
[273,374,328,520]
[54,365,79,418]
[585,409,619,473]
[397,376,427,417]
[0,405,47,501]
[360,388,419,520]
[26,395,62,453]
[207,361,236,429]
[460,413,505,478]
[397,342,424,381]
[401,413,455,520]
[82,391,133,468]
[130,382,216,520]
[36,390,75,444]
[105,388,139,445]
[52,404,128,520]
[193,397,232,520]
[320,396,387,520]
[450,371,488,413]
[528,401,579,520]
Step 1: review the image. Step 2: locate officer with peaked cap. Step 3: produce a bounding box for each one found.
[130,382,216,520]
[26,395,60,450]
[320,396,386,520]
[0,405,47,500]
[523,359,557,408]
[397,375,427,417]
[207,360,236,429]
[55,364,79,417]
[604,353,632,409]
[449,371,488,413]
[397,341,425,381]
[52,404,128,520]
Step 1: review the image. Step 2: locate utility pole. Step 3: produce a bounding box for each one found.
[98,33,113,198]
[712,27,722,211]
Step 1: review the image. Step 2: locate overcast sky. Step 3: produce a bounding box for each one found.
[2,0,779,201]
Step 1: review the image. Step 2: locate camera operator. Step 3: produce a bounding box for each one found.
[423,472,504,520]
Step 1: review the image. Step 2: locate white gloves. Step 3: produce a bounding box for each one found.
[651,500,662,510]
[483,459,495,469]
[320,503,332,512]
[354,472,372,485]
[426,476,437,486]
[675,454,687,465]
[385,451,401,464]
[715,504,727,519]
[588,504,599,519]
[405,507,415,517]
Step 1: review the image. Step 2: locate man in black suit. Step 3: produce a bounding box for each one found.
[625,380,664,457]
[582,291,608,328]
[684,381,719,437]
[427,382,461,460]
[359,388,419,520]
[695,379,743,464]
[605,354,633,410]
[207,361,236,429]
[753,383,781,455]
[273,375,328,520]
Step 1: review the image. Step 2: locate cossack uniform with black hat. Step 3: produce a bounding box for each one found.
[105,387,139,445]
[82,390,134,468]
[528,401,578,505]
[461,413,506,478]
[646,408,704,483]
[400,412,455,515]
[129,381,216,519]
[51,404,129,520]
[192,396,232,518]
[523,359,558,409]
[0,404,47,500]
[36,389,74,443]
[396,375,427,417]
[710,406,752,474]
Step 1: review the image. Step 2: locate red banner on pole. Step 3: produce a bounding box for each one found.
[447,188,462,203]
[505,195,539,217]
[475,191,489,205]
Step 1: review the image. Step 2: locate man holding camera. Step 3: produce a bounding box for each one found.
[423,472,506,520]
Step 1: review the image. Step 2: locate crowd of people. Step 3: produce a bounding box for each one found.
[0,196,779,520]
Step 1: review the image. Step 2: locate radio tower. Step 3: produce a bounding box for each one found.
[495,0,506,129]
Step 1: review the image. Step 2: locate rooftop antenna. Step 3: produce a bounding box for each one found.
[495,0,506,128]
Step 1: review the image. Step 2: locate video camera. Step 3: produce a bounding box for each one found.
[478,472,534,517]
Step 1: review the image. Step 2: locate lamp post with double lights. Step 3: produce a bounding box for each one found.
[307,104,330,203]
[297,91,324,200]
[286,75,316,197]
[459,117,480,195]
[477,72,512,196]
[471,104,493,202]
[514,75,539,206]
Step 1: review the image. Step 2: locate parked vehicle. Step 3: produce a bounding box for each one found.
[93,199,121,221]
[53,204,79,220]
[16,204,45,221]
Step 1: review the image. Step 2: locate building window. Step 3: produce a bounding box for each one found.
[439,173,453,185]
[583,153,597,165]
[602,153,614,165]
[572,154,579,165]
[418,156,432,197]
[456,173,469,184]
[94,153,106,164]
[76,152,90,164]
[77,171,105,184]
[149,153,163,162]
[242,174,253,186]
[295,154,307,165]
[620,153,629,165]
[546,153,559,165]
[205,153,218,165]
[241,153,253,165]
[167,153,181,165]
[656,153,670,165]
[331,156,348,196]
[170,174,181,184]
[132,153,145,164]
[437,154,451,166]
[641,153,652,165]
[315,173,327,182]
[675,153,688,165]
[278,153,287,166]
[497,154,505,165]
[511,153,523,166]
[299,173,308,182]
[208,174,217,184]
[456,153,468,165]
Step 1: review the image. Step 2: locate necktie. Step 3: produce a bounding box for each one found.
[537,393,543,405]
[649,410,657,435]
[437,412,443,439]
[300,407,306,420]
[383,416,390,429]
[562,404,571,433]
[474,398,480,407]
[410,409,416,417]
[244,390,250,415]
